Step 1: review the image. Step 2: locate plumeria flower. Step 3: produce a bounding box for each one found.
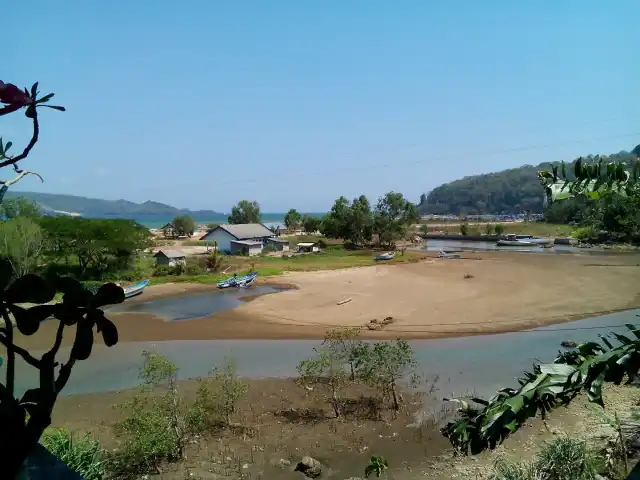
[0,81,65,117]
[0,81,32,106]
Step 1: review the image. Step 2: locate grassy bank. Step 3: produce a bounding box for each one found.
[423,222,574,237]
[150,246,427,285]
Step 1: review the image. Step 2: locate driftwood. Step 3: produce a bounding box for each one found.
[336,298,352,306]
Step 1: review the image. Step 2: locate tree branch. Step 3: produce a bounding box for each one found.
[0,109,39,169]
[0,333,42,368]
[0,170,44,187]
[0,307,16,396]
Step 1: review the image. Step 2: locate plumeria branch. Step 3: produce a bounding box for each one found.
[0,80,65,170]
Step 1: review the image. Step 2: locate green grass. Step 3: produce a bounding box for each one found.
[149,247,427,285]
[182,240,213,246]
[424,222,574,237]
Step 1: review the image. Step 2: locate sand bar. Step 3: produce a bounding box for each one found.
[11,251,640,350]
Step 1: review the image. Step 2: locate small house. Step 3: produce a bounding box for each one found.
[160,222,177,238]
[230,240,263,256]
[266,237,290,252]
[296,242,319,253]
[200,223,276,254]
[154,249,187,266]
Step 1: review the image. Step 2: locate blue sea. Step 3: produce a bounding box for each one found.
[136,212,325,230]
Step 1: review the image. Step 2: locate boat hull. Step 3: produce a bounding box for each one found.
[123,280,150,298]
[217,272,258,289]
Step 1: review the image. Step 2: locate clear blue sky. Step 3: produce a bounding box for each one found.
[3,1,638,212]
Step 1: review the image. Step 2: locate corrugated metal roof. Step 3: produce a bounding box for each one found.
[217,223,274,240]
[155,249,186,258]
[230,239,263,246]
[267,237,289,243]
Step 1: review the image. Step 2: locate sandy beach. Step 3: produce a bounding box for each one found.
[12,251,640,350]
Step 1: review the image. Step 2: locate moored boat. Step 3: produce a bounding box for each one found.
[375,252,395,261]
[217,272,258,289]
[123,280,150,298]
[496,234,554,247]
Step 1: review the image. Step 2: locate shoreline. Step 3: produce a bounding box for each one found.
[10,251,640,349]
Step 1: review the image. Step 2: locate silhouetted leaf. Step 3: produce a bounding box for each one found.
[53,276,90,306]
[52,304,83,326]
[4,274,55,304]
[91,283,125,308]
[71,321,94,361]
[7,305,41,336]
[30,82,38,98]
[25,105,36,118]
[0,259,12,291]
[100,318,118,347]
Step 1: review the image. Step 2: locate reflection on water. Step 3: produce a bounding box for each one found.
[8,310,640,399]
[107,285,287,321]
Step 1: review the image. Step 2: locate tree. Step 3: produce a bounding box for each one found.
[284,208,302,230]
[171,215,195,237]
[0,217,45,278]
[228,200,260,224]
[494,224,505,235]
[0,197,40,220]
[297,348,347,418]
[321,195,373,247]
[356,340,417,411]
[321,327,365,381]
[373,192,419,248]
[38,217,153,276]
[302,215,320,234]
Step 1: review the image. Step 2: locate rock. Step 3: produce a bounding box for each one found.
[279,459,291,468]
[294,456,322,478]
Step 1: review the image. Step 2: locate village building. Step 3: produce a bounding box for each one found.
[200,223,277,255]
[154,249,187,266]
[296,242,320,253]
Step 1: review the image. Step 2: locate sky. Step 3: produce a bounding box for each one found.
[2,1,639,212]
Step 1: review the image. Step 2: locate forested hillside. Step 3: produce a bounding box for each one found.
[418,149,638,215]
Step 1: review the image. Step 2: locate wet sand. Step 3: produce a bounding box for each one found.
[12,251,640,350]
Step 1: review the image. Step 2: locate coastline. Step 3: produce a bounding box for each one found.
[12,251,640,349]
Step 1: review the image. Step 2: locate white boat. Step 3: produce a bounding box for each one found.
[496,234,554,247]
[123,280,149,298]
[438,250,460,259]
[375,252,395,261]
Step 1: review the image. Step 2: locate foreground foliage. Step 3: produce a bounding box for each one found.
[41,428,107,480]
[489,436,605,480]
[442,324,640,454]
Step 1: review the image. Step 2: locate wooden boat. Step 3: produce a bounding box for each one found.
[496,239,539,247]
[238,276,257,288]
[217,272,258,289]
[438,250,460,259]
[496,234,553,247]
[123,280,150,299]
[375,252,395,261]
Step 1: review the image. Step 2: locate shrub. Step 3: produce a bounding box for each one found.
[152,265,172,277]
[494,224,505,235]
[184,258,203,275]
[485,223,494,235]
[460,223,469,236]
[41,428,107,480]
[194,358,248,428]
[111,351,190,476]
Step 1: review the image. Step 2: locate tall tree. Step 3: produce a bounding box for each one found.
[320,196,351,239]
[228,200,261,224]
[301,215,320,234]
[284,208,302,230]
[373,192,419,248]
[348,195,373,246]
[171,215,196,237]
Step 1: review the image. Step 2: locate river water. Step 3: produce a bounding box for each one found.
[10,308,640,399]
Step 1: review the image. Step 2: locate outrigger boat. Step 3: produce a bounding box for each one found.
[217,272,258,289]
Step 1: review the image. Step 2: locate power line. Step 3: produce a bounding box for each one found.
[210,131,640,188]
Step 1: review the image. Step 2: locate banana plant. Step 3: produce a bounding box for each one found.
[442,324,640,454]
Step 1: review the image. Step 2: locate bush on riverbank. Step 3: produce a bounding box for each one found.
[41,428,108,480]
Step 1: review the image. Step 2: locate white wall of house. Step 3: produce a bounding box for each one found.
[200,228,236,253]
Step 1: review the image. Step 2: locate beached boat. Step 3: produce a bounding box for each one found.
[375,252,395,261]
[496,234,554,247]
[238,275,257,288]
[438,250,460,259]
[123,280,150,298]
[217,272,258,289]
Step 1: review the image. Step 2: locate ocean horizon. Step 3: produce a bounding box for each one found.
[136,212,325,229]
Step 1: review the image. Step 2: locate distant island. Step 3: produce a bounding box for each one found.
[3,191,225,221]
[418,149,638,215]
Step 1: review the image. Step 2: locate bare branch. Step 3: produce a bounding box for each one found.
[0,110,39,169]
[0,307,16,396]
[0,170,44,186]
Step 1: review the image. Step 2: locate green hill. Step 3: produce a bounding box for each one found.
[3,191,223,220]
[418,149,639,215]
